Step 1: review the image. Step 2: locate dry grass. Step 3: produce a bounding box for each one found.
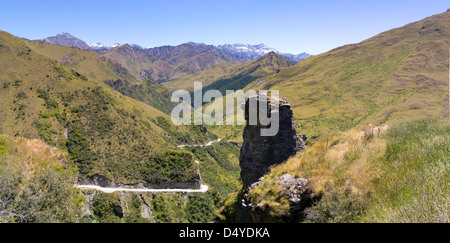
[14,137,66,176]
[1,135,67,177]
[269,127,385,197]
[246,120,449,223]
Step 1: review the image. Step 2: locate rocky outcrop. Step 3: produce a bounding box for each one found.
[239,96,305,187]
[235,96,314,222]
[81,175,116,188]
[242,174,315,223]
[278,174,315,215]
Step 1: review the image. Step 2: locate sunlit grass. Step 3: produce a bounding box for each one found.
[244,120,449,222]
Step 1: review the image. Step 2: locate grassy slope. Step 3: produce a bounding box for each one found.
[254,11,449,137]
[222,120,449,222]
[24,40,136,82]
[218,11,450,222]
[162,62,235,92]
[205,11,449,143]
[0,30,212,185]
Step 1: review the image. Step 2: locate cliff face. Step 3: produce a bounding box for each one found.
[239,96,306,187]
[234,96,314,223]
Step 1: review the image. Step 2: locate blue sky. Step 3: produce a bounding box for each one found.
[0,0,448,54]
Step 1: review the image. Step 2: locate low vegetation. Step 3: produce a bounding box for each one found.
[0,136,85,223]
[0,30,214,186]
[221,120,449,223]
[185,141,241,201]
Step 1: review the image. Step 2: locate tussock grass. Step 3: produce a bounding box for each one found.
[363,120,450,223]
[246,120,449,223]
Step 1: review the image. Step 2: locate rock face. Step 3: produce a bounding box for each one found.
[278,174,314,214]
[242,174,315,222]
[239,96,305,187]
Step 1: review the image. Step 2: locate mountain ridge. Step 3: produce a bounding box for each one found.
[247,10,450,136]
[39,33,311,63]
[98,42,247,82]
[162,51,296,93]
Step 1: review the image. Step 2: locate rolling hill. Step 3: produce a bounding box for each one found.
[25,39,176,114]
[0,30,215,186]
[208,10,450,139]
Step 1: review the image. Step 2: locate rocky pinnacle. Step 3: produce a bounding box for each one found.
[239,95,305,187]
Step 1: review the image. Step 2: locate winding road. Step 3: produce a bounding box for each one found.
[76,139,221,194]
[177,139,221,148]
[77,184,209,194]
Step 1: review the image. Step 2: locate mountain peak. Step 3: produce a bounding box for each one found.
[217,43,311,62]
[41,33,91,50]
[256,51,296,68]
[56,32,73,37]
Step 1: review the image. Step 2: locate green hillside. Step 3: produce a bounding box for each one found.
[218,11,450,223]
[25,40,176,114]
[220,120,449,223]
[0,30,213,185]
[203,11,449,142]
[251,11,449,137]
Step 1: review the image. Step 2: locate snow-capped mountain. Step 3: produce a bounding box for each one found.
[40,33,311,62]
[88,42,122,50]
[41,33,92,50]
[217,43,277,60]
[217,43,311,62]
[279,52,312,62]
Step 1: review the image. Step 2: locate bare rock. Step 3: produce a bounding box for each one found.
[242,174,315,223]
[239,96,305,187]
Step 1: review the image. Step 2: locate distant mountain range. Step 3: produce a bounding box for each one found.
[38,33,310,82]
[163,51,296,94]
[97,43,246,82]
[38,33,311,62]
[217,43,311,62]
[88,42,122,50]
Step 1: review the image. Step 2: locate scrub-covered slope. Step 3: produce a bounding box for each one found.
[0,30,214,185]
